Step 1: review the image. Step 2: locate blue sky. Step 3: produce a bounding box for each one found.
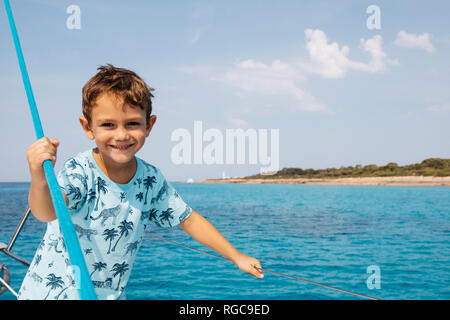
[1,0,449,182]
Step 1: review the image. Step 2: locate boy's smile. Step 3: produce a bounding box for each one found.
[79,92,156,182]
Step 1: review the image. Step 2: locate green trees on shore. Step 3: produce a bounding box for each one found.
[247,158,450,179]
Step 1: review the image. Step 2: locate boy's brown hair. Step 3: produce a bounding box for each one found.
[82,64,154,123]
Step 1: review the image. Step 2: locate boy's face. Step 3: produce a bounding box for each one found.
[79,92,156,167]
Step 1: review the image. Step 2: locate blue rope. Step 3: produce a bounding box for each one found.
[4,0,97,300]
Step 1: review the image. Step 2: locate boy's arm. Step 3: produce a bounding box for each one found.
[27,137,68,222]
[29,171,57,222]
[28,175,69,222]
[179,210,264,279]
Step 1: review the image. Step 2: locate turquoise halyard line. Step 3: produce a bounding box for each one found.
[3,0,97,300]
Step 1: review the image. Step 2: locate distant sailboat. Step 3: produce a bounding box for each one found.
[186,178,194,183]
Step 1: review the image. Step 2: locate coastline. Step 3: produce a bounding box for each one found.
[196,176,450,186]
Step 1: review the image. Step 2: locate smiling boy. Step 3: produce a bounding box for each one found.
[18,64,263,300]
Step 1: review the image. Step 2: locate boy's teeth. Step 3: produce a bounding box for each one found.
[112,144,132,150]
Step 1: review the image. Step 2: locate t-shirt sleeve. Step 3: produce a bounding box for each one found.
[149,169,192,228]
[57,158,88,213]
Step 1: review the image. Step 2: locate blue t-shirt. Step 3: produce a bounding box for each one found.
[18,150,192,300]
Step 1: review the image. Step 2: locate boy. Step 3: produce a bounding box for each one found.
[18,64,263,300]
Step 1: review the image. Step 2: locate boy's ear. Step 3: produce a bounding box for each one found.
[145,115,157,137]
[79,116,95,140]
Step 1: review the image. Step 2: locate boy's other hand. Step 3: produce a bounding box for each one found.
[232,252,264,279]
[27,137,60,174]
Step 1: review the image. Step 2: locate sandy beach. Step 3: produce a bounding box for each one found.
[197,176,450,186]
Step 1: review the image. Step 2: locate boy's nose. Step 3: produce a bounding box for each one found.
[115,127,130,140]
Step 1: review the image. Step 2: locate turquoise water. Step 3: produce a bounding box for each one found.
[0,182,449,300]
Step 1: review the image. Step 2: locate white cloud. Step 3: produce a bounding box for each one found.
[179,58,330,114]
[394,30,435,53]
[213,59,330,113]
[179,28,400,115]
[427,104,450,112]
[303,29,397,78]
[354,35,398,72]
[303,29,350,78]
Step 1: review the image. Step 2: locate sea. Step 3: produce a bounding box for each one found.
[0,182,449,300]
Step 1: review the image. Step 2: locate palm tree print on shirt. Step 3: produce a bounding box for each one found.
[155,180,170,202]
[54,285,70,300]
[143,175,156,205]
[68,172,88,191]
[148,208,158,222]
[135,192,143,202]
[44,273,65,300]
[34,254,42,267]
[111,262,129,290]
[54,272,76,300]
[84,188,96,220]
[67,159,83,171]
[148,208,162,227]
[141,208,157,229]
[66,184,82,209]
[90,262,107,277]
[111,220,134,252]
[103,228,119,254]
[95,177,108,210]
[120,192,127,202]
[160,208,175,227]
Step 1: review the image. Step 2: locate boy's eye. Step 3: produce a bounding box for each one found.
[99,122,141,127]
